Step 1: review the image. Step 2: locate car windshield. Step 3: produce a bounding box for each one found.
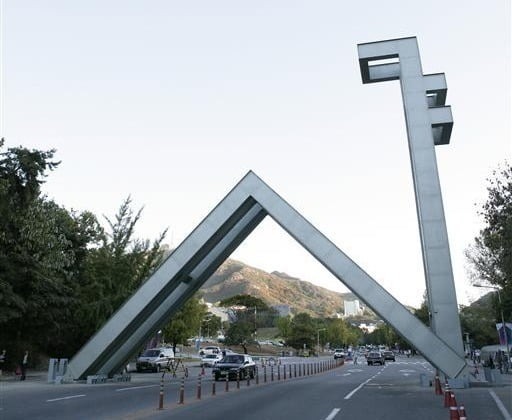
[222,355,244,364]
[141,349,160,357]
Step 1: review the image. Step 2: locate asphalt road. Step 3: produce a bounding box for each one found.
[0,356,510,419]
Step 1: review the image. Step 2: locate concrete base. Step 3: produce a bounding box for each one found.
[447,377,469,389]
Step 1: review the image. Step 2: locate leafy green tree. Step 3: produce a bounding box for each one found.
[202,313,222,338]
[276,315,292,339]
[74,197,167,345]
[219,295,269,310]
[286,313,316,350]
[162,296,207,353]
[326,318,360,348]
[414,293,430,326]
[459,295,497,348]
[219,294,278,333]
[0,141,101,359]
[466,162,512,323]
[225,320,253,346]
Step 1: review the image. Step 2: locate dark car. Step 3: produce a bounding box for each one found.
[366,351,385,366]
[212,354,256,381]
[382,350,396,362]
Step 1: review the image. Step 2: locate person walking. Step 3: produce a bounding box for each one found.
[20,350,28,381]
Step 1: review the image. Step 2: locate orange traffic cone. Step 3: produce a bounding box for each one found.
[435,376,443,395]
[449,406,460,420]
[458,404,467,420]
[449,392,457,408]
[444,385,451,407]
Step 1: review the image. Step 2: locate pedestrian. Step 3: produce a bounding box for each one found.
[20,350,28,381]
[353,351,358,365]
[0,349,6,376]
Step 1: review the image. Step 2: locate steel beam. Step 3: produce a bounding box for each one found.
[358,37,464,360]
[67,171,467,380]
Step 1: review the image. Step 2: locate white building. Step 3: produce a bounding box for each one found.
[344,300,363,317]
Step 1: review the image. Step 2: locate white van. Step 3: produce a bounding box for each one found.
[136,347,174,372]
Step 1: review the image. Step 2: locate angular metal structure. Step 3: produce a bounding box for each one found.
[66,171,467,381]
[358,37,464,359]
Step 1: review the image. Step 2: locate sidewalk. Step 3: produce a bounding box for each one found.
[462,361,512,419]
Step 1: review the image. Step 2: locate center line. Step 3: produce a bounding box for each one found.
[47,394,86,402]
[325,408,341,420]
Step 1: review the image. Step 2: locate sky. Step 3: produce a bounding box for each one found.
[1,0,510,308]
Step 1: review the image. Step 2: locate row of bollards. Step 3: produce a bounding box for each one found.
[158,358,344,410]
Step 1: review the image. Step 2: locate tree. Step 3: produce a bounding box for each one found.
[325,318,361,348]
[414,293,430,326]
[286,313,316,350]
[225,321,253,346]
[202,313,222,338]
[74,197,167,344]
[162,296,207,354]
[276,315,292,339]
[0,141,102,359]
[459,296,497,349]
[466,162,512,323]
[219,295,269,311]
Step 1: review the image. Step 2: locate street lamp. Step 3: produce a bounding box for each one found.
[317,328,326,357]
[474,284,510,358]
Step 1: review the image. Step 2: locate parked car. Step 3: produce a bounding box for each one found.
[382,350,396,362]
[212,354,256,381]
[199,346,221,357]
[136,347,174,372]
[366,351,385,366]
[201,353,223,367]
[333,349,345,359]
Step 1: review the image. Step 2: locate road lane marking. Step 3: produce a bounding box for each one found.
[489,390,512,420]
[344,376,375,400]
[46,394,86,402]
[325,408,341,420]
[116,384,159,392]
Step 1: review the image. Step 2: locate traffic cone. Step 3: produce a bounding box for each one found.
[449,392,457,408]
[444,385,451,407]
[449,406,460,420]
[458,404,467,420]
[435,376,443,395]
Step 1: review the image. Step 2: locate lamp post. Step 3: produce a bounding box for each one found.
[474,284,510,358]
[317,328,326,357]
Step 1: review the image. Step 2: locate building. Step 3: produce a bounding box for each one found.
[344,300,363,317]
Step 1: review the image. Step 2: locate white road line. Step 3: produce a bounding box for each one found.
[46,394,86,402]
[344,376,376,400]
[325,408,341,420]
[489,390,512,420]
[116,384,159,392]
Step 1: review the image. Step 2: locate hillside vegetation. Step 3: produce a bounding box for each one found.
[200,259,361,318]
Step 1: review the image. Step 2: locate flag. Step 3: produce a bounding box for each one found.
[496,323,512,346]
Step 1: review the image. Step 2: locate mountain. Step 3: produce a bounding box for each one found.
[199,259,360,318]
